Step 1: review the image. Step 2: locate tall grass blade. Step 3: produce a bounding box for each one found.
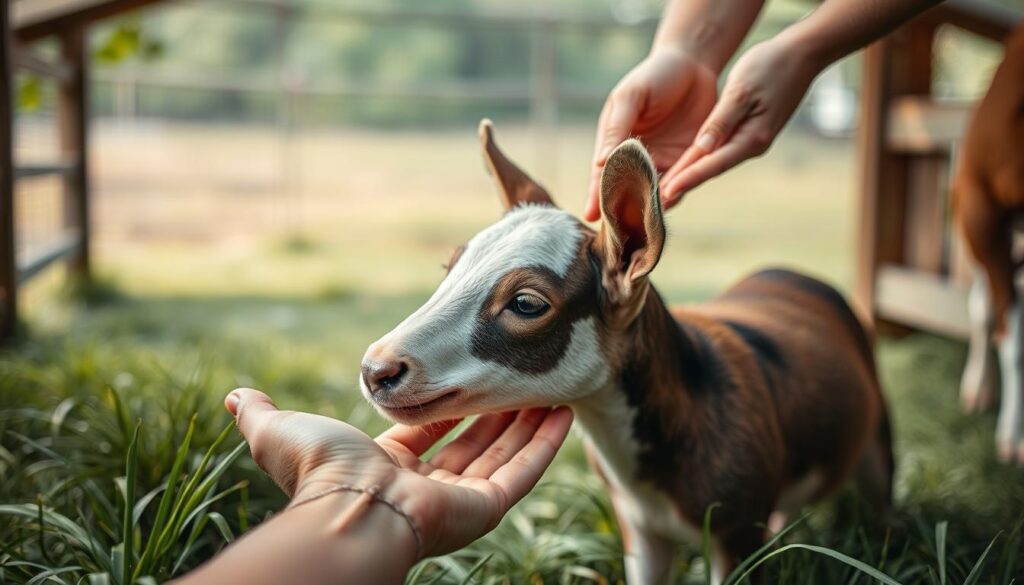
[730,543,902,585]
[962,532,1000,585]
[120,422,141,584]
[458,552,492,585]
[134,416,196,580]
[724,515,807,585]
[702,503,721,585]
[935,520,947,585]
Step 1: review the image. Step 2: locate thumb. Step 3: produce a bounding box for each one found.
[594,90,642,165]
[225,388,300,494]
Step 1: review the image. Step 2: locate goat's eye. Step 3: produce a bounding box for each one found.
[508,293,549,317]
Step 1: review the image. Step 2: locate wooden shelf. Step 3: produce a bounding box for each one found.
[14,159,76,180]
[16,232,82,284]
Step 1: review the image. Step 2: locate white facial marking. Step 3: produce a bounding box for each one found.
[364,205,605,417]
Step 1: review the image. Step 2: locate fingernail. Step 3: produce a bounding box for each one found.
[598,144,613,163]
[225,392,240,415]
[696,133,716,152]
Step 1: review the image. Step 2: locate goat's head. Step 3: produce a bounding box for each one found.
[360,120,666,424]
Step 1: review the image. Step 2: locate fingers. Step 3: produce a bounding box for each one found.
[596,91,642,166]
[586,90,642,222]
[662,139,763,202]
[461,408,553,479]
[376,418,462,458]
[428,411,518,474]
[487,406,573,505]
[658,86,756,206]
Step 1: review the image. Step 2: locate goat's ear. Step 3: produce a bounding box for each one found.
[596,139,665,306]
[479,119,555,210]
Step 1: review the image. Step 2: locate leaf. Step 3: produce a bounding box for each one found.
[16,76,42,113]
[730,543,902,585]
[702,502,721,585]
[205,512,234,544]
[962,533,1001,585]
[935,520,948,585]
[120,422,141,584]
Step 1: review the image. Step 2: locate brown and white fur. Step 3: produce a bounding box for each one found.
[954,24,1024,464]
[360,120,894,583]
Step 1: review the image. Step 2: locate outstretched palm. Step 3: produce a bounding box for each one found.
[226,389,573,558]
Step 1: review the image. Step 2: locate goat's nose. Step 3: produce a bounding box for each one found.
[361,356,410,395]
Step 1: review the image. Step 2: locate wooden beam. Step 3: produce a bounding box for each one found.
[16,232,82,284]
[58,26,90,279]
[13,0,165,43]
[887,97,973,154]
[904,155,949,274]
[11,44,72,82]
[876,264,970,339]
[14,159,77,180]
[928,0,1023,42]
[855,20,937,333]
[0,0,17,340]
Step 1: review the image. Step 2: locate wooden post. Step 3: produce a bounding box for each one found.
[0,0,17,340]
[854,20,936,328]
[58,24,90,279]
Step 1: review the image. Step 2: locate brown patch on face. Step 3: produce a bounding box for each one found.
[470,233,602,375]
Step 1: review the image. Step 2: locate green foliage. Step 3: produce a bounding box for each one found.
[16,76,43,113]
[94,17,163,65]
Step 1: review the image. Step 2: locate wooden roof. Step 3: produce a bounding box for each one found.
[12,0,167,41]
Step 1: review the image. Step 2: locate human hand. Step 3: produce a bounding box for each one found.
[658,36,821,207]
[585,47,717,221]
[225,388,573,559]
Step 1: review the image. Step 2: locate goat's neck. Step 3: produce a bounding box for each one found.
[571,287,698,488]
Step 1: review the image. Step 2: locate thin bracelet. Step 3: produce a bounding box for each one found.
[287,483,423,555]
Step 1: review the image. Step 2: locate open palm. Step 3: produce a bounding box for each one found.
[226,388,573,558]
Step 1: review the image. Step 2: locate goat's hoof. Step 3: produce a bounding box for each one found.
[961,387,994,413]
[996,440,1024,465]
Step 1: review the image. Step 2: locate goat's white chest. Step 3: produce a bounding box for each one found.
[572,387,701,545]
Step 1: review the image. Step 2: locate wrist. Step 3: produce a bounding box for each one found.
[309,483,420,581]
[650,36,726,74]
[773,17,840,75]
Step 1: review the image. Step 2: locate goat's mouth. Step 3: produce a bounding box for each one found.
[373,389,462,420]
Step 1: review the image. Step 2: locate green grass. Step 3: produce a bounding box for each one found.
[2,283,1023,584]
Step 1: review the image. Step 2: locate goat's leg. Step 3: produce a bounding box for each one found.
[620,520,675,585]
[716,525,765,585]
[997,301,1024,464]
[962,273,998,412]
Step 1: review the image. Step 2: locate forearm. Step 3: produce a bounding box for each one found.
[651,0,766,73]
[175,489,418,585]
[782,0,941,69]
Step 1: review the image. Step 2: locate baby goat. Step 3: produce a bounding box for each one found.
[954,24,1024,464]
[361,121,893,583]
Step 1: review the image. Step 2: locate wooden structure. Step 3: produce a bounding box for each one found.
[856,0,1023,339]
[1,0,163,339]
